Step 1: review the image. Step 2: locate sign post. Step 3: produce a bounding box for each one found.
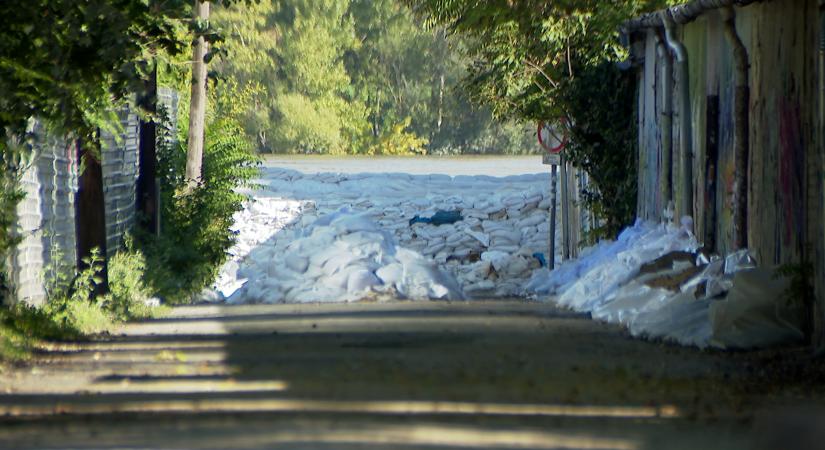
[538,120,567,271]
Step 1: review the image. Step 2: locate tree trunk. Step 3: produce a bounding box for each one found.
[185,0,210,187]
[75,136,108,296]
[722,6,750,250]
[136,62,159,235]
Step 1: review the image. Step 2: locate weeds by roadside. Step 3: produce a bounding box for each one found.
[0,243,167,364]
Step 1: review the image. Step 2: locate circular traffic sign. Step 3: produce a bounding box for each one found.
[537,120,568,154]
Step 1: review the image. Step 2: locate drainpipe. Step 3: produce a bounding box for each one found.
[661,11,694,223]
[818,2,825,353]
[820,6,824,150]
[655,32,674,213]
[721,6,750,250]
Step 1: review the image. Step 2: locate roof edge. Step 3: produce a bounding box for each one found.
[623,0,762,31]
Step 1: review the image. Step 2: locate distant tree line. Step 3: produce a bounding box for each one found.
[169,0,537,155]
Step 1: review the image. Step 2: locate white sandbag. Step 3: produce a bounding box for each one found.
[481,250,510,272]
[284,254,309,273]
[708,268,803,349]
[464,229,490,247]
[629,292,712,348]
[518,213,546,228]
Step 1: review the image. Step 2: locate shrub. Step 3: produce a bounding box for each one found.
[142,117,259,303]
[367,118,428,156]
[103,236,158,321]
[559,63,638,241]
[44,248,112,335]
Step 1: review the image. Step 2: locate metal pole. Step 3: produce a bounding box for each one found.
[549,164,558,270]
[560,156,571,261]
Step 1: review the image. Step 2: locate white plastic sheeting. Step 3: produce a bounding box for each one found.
[527,218,805,349]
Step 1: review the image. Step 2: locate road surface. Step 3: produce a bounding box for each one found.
[0,300,823,449]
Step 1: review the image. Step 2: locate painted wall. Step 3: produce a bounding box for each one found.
[634,0,824,342]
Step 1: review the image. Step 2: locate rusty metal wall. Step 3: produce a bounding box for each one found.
[635,0,824,343]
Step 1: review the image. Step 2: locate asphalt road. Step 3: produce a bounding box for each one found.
[1,300,823,449]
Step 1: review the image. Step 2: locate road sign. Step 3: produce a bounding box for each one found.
[537,120,568,154]
[542,153,561,166]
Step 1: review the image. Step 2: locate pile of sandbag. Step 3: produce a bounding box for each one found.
[526,217,805,349]
[222,208,464,303]
[213,167,558,303]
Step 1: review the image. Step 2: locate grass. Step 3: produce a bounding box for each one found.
[0,245,170,364]
[0,303,80,363]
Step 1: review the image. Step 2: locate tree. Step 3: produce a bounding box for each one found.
[404,0,669,234]
[186,0,211,185]
[210,0,533,155]
[0,0,195,293]
[0,0,249,293]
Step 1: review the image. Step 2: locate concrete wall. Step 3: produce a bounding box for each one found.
[633,0,824,344]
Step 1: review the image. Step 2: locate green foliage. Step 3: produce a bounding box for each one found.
[143,117,259,303]
[405,0,668,232]
[103,236,158,321]
[0,302,79,361]
[368,118,428,156]
[209,0,534,155]
[406,0,666,122]
[775,259,815,343]
[0,0,194,144]
[0,138,32,304]
[44,248,113,335]
[559,63,639,239]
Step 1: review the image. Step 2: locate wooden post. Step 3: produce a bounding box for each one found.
[137,63,159,235]
[75,136,109,295]
[560,155,571,261]
[722,6,750,250]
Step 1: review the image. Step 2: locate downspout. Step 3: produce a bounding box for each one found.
[817,2,824,352]
[661,11,694,222]
[820,6,824,149]
[655,32,674,212]
[721,6,750,250]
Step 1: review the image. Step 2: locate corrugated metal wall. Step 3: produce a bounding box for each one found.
[101,107,141,257]
[7,91,181,306]
[9,122,79,304]
[634,0,824,343]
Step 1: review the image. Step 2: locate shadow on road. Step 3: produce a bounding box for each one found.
[0,301,823,449]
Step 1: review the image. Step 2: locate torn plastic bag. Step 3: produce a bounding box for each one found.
[409,210,463,226]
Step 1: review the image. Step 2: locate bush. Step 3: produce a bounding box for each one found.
[44,248,113,335]
[142,117,259,303]
[103,236,158,321]
[559,63,638,241]
[367,118,428,156]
